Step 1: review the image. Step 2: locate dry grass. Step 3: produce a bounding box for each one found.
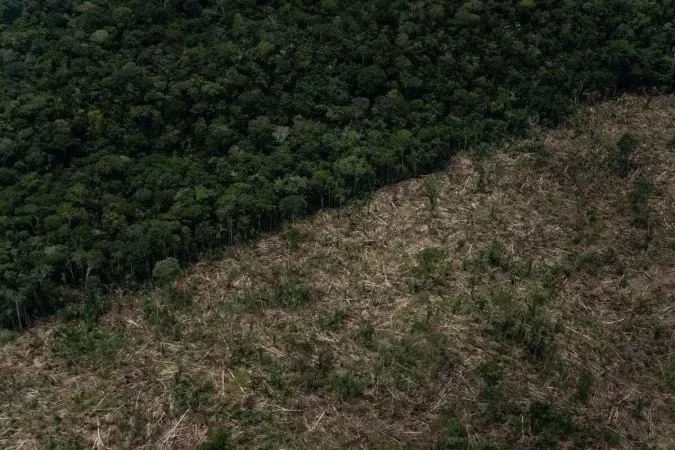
[1,95,674,449]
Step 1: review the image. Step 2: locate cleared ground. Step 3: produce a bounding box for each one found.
[1,95,674,449]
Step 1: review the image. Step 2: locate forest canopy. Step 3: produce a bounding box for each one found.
[1,0,673,328]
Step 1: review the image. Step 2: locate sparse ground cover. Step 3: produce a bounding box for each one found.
[1,95,674,448]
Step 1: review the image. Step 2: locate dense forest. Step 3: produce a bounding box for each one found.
[0,0,673,328]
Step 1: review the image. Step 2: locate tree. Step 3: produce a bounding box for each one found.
[152,257,181,285]
[357,65,388,97]
[278,195,307,221]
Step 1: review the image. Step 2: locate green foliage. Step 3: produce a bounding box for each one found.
[52,324,125,367]
[200,428,236,450]
[142,295,182,340]
[237,273,313,310]
[424,176,440,210]
[528,402,575,446]
[270,279,313,308]
[81,275,108,322]
[329,370,368,400]
[480,384,507,425]
[411,247,451,293]
[172,369,214,415]
[284,227,301,251]
[609,133,639,177]
[481,241,509,270]
[0,0,673,328]
[46,436,86,450]
[575,371,594,403]
[489,303,558,361]
[475,164,489,193]
[464,241,510,275]
[666,358,675,390]
[631,177,656,229]
[293,348,335,393]
[355,320,376,349]
[539,264,572,294]
[418,248,446,274]
[0,0,22,24]
[152,257,181,284]
[437,410,468,449]
[378,329,454,390]
[476,360,503,386]
[569,247,619,276]
[320,309,346,332]
[0,328,17,346]
[476,361,507,424]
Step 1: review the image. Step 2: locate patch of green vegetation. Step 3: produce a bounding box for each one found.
[488,289,515,309]
[666,358,675,390]
[237,269,313,310]
[228,408,295,448]
[569,247,620,276]
[229,333,262,367]
[608,133,639,177]
[539,263,571,295]
[320,309,347,332]
[0,328,18,346]
[480,384,507,425]
[464,241,510,274]
[651,317,670,339]
[200,428,236,450]
[527,288,553,307]
[172,369,215,416]
[46,435,86,450]
[285,227,301,251]
[472,142,496,158]
[378,329,454,390]
[476,361,509,424]
[489,303,559,361]
[437,408,468,449]
[424,176,440,210]
[355,320,377,350]
[265,357,288,392]
[270,279,313,308]
[586,206,598,225]
[475,163,489,193]
[52,324,125,368]
[57,279,112,324]
[411,248,453,293]
[61,276,111,323]
[418,248,447,274]
[293,348,335,393]
[329,370,368,400]
[518,141,550,171]
[477,360,504,386]
[153,257,182,284]
[631,176,656,230]
[575,371,594,403]
[528,402,575,447]
[142,295,182,340]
